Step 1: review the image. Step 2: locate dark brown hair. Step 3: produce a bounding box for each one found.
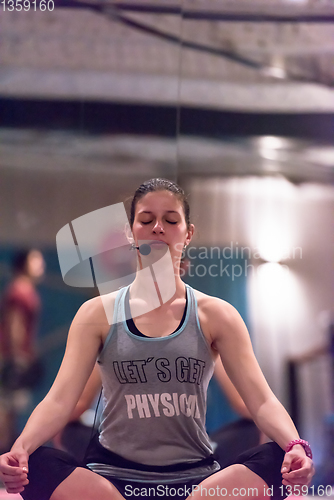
[12,249,31,274]
[130,178,191,229]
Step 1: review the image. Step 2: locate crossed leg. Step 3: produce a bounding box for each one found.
[50,463,269,500]
[50,467,124,500]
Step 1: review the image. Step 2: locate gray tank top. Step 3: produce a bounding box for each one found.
[97,284,215,467]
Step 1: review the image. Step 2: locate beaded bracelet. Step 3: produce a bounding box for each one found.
[285,439,313,459]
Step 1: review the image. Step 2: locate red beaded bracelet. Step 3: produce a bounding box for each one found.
[285,439,313,459]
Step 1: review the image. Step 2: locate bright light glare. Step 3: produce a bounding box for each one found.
[256,263,294,319]
[249,177,296,263]
[257,136,289,150]
[258,226,291,263]
[262,66,287,79]
[259,149,281,161]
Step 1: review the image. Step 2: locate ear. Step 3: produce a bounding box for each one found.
[185,224,195,246]
[124,222,134,245]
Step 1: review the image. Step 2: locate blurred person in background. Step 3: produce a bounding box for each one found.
[0,249,45,451]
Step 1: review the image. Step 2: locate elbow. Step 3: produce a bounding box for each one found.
[43,393,76,422]
[233,401,252,420]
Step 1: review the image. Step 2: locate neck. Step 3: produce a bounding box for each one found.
[131,249,183,298]
[130,274,185,298]
[16,273,34,284]
[129,266,185,319]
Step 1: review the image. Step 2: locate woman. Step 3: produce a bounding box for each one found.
[0,249,45,451]
[0,179,314,500]
[0,249,45,386]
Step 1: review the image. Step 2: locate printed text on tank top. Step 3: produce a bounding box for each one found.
[97,285,215,466]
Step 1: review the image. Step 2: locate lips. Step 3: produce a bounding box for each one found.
[149,240,167,248]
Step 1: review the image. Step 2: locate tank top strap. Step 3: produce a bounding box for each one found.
[98,287,128,360]
[184,284,202,333]
[114,285,129,324]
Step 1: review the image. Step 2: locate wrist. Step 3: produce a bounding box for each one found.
[285,439,313,459]
[11,438,30,455]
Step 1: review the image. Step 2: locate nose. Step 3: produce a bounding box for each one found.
[152,220,165,234]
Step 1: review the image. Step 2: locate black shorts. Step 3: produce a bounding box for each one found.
[20,437,286,500]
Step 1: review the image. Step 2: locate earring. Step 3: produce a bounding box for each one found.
[130,243,139,250]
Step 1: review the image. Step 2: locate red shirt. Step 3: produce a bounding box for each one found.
[0,278,41,360]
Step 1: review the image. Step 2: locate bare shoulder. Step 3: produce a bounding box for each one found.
[192,288,246,344]
[193,288,241,322]
[73,290,119,333]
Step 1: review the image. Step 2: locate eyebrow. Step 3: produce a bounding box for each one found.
[139,211,180,215]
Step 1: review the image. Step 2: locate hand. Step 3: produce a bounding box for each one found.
[281,445,315,489]
[0,450,29,494]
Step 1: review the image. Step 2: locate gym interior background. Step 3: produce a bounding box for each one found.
[0,0,333,487]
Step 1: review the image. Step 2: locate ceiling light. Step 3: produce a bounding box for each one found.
[262,66,287,79]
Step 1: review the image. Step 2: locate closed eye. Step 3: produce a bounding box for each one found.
[140,220,177,225]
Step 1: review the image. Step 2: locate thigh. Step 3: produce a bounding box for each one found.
[20,446,83,500]
[233,442,288,500]
[105,478,201,500]
[210,419,261,469]
[49,467,124,500]
[190,463,268,500]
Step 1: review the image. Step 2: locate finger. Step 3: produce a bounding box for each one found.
[5,478,29,493]
[4,452,29,473]
[281,456,292,474]
[282,479,309,487]
[282,476,311,487]
[282,469,313,480]
[7,485,26,494]
[5,478,29,489]
[18,457,29,473]
[1,469,25,477]
[6,456,21,468]
[0,463,26,476]
[2,471,28,483]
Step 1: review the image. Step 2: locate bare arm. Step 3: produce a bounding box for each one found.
[208,299,297,447]
[204,296,314,486]
[12,297,107,454]
[68,363,102,422]
[0,295,111,494]
[213,358,251,419]
[52,361,102,451]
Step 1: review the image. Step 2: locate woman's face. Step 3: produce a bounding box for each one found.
[131,190,193,263]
